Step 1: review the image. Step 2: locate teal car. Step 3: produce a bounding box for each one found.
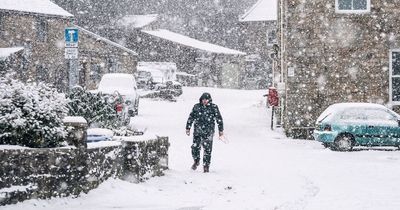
[313,103,400,151]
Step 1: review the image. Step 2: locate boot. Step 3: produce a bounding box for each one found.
[203,165,209,173]
[191,160,200,170]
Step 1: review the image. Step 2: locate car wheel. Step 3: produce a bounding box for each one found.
[332,134,354,151]
[123,117,130,126]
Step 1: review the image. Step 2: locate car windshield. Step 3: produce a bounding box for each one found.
[316,106,336,122]
[138,71,150,78]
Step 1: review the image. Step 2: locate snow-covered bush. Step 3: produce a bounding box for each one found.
[0,76,68,148]
[67,86,120,129]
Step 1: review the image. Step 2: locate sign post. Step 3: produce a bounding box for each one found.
[65,27,79,89]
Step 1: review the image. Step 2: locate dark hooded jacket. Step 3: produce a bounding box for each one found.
[186,93,223,136]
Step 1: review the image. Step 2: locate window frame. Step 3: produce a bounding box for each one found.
[335,0,371,14]
[36,18,48,42]
[267,29,277,46]
[0,14,4,37]
[390,50,400,105]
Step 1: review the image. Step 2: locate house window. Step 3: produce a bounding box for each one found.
[336,0,370,13]
[267,30,277,46]
[390,50,400,103]
[36,18,48,42]
[90,64,101,82]
[36,64,48,83]
[108,57,120,73]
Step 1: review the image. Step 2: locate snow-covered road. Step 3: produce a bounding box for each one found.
[7,87,400,210]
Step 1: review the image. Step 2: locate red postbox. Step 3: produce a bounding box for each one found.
[268,87,279,107]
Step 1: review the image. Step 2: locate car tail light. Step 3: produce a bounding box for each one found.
[115,103,123,112]
[323,124,332,131]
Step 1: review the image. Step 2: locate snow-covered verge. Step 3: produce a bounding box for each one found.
[6,87,400,210]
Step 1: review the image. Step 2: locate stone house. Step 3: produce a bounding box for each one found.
[0,0,138,92]
[278,0,400,138]
[239,0,278,89]
[0,0,73,90]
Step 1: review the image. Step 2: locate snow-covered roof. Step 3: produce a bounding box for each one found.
[117,14,158,28]
[76,26,138,56]
[0,47,24,60]
[142,29,246,55]
[0,0,73,17]
[239,0,277,22]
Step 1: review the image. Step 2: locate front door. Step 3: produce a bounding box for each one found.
[221,63,239,89]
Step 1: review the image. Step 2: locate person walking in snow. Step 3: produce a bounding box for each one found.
[186,92,224,173]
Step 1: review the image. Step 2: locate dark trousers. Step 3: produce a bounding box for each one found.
[191,134,214,166]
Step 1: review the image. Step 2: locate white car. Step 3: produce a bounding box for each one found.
[98,73,140,117]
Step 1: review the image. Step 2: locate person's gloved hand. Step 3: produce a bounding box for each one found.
[186,129,190,136]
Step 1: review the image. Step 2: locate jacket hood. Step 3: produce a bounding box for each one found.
[199,92,212,103]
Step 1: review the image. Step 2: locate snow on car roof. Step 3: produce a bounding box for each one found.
[87,128,114,137]
[101,73,134,79]
[317,103,389,122]
[0,0,73,17]
[328,103,386,110]
[98,73,136,95]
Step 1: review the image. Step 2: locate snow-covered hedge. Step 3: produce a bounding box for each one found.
[67,86,120,129]
[0,76,68,148]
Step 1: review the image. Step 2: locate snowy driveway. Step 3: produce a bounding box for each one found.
[8,87,400,210]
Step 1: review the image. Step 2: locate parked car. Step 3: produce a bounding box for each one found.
[136,70,153,89]
[155,81,183,97]
[314,103,400,151]
[86,128,113,143]
[97,73,140,119]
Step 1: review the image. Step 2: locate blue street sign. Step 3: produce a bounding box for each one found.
[65,28,79,47]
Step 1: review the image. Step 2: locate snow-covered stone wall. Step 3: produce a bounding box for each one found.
[0,137,169,206]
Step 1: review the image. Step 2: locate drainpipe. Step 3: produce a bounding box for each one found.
[279,0,286,127]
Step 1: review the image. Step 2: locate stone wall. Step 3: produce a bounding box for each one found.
[279,0,400,138]
[0,137,169,206]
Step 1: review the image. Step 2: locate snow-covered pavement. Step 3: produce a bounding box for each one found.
[7,87,400,210]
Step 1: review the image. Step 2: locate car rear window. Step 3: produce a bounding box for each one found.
[338,108,396,121]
